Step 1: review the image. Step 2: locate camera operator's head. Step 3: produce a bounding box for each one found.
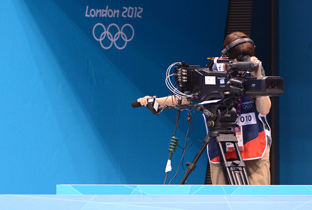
[222,32,255,59]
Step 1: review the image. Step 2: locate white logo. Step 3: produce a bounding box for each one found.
[242,102,253,110]
[93,23,135,50]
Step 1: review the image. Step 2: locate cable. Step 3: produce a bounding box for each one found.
[180,108,197,171]
[163,98,182,184]
[164,172,169,184]
[165,62,192,99]
[186,140,204,150]
[168,107,197,184]
[162,63,198,184]
[168,112,192,184]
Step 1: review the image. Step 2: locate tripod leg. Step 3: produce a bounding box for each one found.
[233,141,250,185]
[215,133,250,185]
[179,135,211,184]
[205,161,212,184]
[217,141,234,185]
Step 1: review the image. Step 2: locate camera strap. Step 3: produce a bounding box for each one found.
[226,98,244,152]
[237,98,242,116]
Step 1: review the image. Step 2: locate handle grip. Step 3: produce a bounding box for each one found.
[131,101,142,108]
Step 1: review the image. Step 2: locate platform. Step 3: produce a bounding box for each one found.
[55,185,312,209]
[57,184,312,196]
[1,185,312,209]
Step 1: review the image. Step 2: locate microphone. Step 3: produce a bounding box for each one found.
[131,101,142,108]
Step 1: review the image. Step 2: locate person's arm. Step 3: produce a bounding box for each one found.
[255,96,271,116]
[137,95,189,107]
[250,56,271,116]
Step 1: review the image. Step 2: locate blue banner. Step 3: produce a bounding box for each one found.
[0,0,228,193]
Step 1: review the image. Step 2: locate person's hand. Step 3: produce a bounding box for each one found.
[250,56,262,77]
[137,96,156,106]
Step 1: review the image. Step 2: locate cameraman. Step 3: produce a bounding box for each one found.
[208,31,271,185]
[136,31,271,185]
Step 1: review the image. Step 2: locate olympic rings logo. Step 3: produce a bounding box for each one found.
[242,103,253,110]
[93,23,135,50]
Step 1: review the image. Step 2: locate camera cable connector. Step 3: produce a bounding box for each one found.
[165,136,179,173]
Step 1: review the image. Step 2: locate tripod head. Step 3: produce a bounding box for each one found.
[197,89,240,131]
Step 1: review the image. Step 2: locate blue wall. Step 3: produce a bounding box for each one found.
[0,0,228,193]
[279,0,312,184]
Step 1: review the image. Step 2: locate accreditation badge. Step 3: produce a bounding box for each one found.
[226,112,257,152]
[226,125,244,152]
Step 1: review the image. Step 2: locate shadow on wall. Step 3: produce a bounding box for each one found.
[19,0,226,185]
[16,0,128,184]
[18,0,181,185]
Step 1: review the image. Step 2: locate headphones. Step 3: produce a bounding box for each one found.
[221,38,255,57]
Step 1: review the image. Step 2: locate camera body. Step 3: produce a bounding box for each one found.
[174,58,284,102]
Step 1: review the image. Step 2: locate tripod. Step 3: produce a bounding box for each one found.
[179,103,250,185]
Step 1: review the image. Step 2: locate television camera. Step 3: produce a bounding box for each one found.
[132,56,284,185]
[173,57,284,103]
[166,57,284,185]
